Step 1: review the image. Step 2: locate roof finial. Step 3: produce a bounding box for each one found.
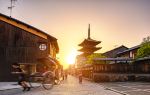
[88,24,91,39]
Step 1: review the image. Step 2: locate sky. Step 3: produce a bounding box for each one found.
[0,0,150,68]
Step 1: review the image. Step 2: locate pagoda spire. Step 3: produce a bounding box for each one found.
[88,24,91,39]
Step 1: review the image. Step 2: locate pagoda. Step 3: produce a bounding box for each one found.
[78,24,101,56]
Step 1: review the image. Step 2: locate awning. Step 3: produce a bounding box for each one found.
[94,57,133,61]
[18,63,36,65]
[38,57,60,66]
[38,57,56,66]
[135,56,150,62]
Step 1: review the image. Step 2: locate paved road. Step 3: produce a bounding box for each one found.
[0,76,121,95]
[100,82,150,95]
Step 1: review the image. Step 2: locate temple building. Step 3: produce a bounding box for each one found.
[76,24,101,68]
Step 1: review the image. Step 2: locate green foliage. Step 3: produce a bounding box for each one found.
[86,53,106,64]
[136,38,150,58]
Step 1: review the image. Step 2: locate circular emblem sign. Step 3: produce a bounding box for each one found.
[39,44,47,51]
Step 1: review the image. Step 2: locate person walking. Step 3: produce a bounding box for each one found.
[11,63,30,91]
[65,70,68,80]
[79,71,82,84]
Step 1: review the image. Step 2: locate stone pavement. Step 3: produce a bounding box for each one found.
[0,82,20,91]
[0,75,121,95]
[100,82,150,95]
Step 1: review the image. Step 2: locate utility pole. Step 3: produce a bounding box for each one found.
[8,0,17,17]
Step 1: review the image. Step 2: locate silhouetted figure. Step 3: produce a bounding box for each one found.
[79,72,82,84]
[64,70,68,80]
[11,63,30,91]
[62,71,65,80]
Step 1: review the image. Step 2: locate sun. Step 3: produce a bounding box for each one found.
[66,50,77,65]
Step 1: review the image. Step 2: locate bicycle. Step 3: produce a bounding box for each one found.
[28,71,55,90]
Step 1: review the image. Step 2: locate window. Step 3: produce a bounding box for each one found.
[129,51,133,58]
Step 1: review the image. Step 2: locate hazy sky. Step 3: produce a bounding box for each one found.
[0,0,150,67]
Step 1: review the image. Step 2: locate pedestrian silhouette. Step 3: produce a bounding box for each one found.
[79,72,82,84]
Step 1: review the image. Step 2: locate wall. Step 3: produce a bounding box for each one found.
[0,20,55,81]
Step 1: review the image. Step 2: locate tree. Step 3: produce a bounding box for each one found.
[86,53,106,64]
[142,36,150,43]
[136,36,150,58]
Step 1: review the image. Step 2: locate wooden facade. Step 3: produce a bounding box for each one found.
[117,45,140,58]
[81,58,150,82]
[79,44,150,82]
[0,13,59,81]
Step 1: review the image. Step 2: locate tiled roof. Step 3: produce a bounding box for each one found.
[117,45,140,55]
[0,13,57,40]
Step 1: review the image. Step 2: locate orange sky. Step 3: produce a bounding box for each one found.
[0,0,150,69]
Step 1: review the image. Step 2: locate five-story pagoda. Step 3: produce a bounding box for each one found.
[76,24,101,68]
[78,24,101,56]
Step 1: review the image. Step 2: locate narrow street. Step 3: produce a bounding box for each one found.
[0,76,121,95]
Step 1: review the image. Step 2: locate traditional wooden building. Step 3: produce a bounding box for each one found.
[0,13,59,81]
[80,43,150,82]
[117,45,140,58]
[103,45,128,58]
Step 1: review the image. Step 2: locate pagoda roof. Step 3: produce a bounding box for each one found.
[78,47,101,52]
[0,13,56,40]
[79,38,101,46]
